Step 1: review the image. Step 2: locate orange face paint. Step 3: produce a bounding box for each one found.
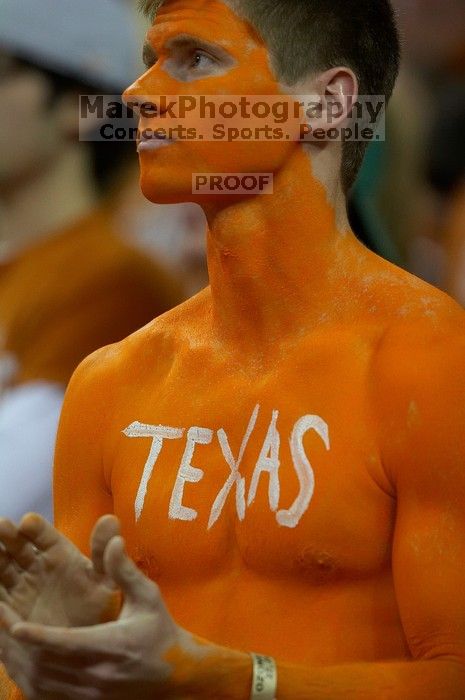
[123,0,299,206]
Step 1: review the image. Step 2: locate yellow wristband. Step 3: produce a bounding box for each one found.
[250,653,277,700]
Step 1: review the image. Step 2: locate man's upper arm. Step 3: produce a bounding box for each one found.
[53,345,117,555]
[374,321,465,666]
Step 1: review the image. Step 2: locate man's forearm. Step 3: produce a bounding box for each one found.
[180,643,465,700]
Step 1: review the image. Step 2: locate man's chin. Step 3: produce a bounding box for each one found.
[139,178,194,206]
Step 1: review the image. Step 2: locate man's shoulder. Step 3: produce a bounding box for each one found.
[366,274,465,484]
[374,283,465,372]
[358,251,461,352]
[69,288,211,390]
[364,250,459,321]
[370,274,465,428]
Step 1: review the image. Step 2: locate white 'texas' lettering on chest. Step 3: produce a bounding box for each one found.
[123,405,330,529]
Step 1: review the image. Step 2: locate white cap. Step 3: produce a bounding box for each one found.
[0,0,141,91]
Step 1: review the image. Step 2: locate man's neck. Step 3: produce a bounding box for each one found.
[0,145,97,261]
[204,147,364,354]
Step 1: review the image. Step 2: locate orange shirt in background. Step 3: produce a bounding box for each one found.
[0,207,184,390]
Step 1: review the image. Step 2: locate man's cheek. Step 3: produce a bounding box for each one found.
[204,140,293,173]
[199,74,279,98]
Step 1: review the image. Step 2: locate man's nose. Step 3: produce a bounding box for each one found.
[122,78,157,116]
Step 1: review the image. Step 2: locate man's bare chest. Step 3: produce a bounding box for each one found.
[108,331,395,584]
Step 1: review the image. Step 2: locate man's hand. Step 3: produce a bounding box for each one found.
[0,514,120,628]
[1,536,202,700]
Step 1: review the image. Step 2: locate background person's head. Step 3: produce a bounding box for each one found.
[0,0,140,196]
[135,0,400,202]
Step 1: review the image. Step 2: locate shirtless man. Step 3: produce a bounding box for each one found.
[0,0,465,698]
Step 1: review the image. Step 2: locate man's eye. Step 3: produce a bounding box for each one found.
[143,47,158,70]
[190,51,214,69]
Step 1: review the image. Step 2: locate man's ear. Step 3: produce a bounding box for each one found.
[306,66,358,134]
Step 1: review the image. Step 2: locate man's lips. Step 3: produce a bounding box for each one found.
[137,130,176,153]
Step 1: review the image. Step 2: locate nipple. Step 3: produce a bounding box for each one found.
[134,551,162,579]
[296,546,340,584]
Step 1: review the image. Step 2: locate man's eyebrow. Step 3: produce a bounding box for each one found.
[165,33,234,61]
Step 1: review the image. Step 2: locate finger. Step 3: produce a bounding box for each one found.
[11,622,126,659]
[18,513,60,553]
[0,585,12,606]
[90,515,120,576]
[0,554,20,588]
[0,602,23,631]
[104,536,159,609]
[0,519,38,569]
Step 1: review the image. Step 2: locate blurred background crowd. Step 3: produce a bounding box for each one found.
[0,0,464,520]
[352,0,465,299]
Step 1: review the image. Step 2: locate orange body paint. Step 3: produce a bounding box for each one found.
[4,1,465,698]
